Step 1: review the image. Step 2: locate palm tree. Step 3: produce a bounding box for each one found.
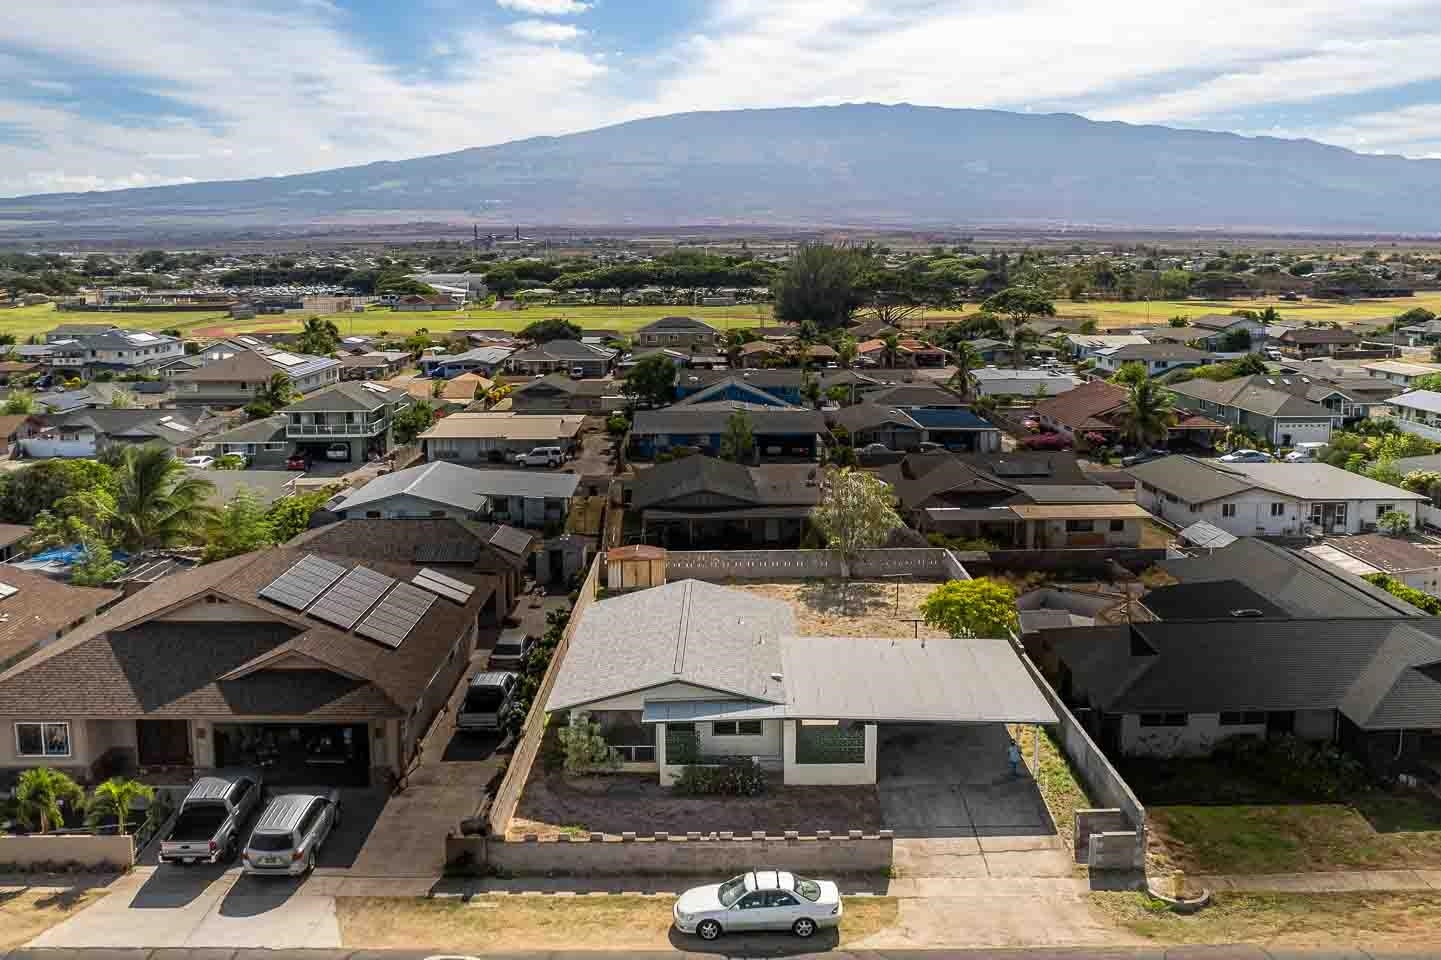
[880,333,902,369]
[836,335,858,369]
[86,777,155,835]
[297,316,340,356]
[949,343,981,399]
[105,444,217,551]
[1117,377,1176,449]
[255,372,297,410]
[970,393,999,422]
[15,768,84,833]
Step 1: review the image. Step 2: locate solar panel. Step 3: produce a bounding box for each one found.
[0,582,17,600]
[412,568,474,604]
[258,555,348,612]
[268,352,304,367]
[308,565,395,630]
[355,582,435,648]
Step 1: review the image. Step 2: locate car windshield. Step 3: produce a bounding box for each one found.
[249,832,293,852]
[718,876,748,907]
[793,877,822,901]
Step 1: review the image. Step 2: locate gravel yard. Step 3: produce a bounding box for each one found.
[734,580,949,638]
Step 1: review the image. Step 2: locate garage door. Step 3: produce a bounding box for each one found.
[212,722,371,787]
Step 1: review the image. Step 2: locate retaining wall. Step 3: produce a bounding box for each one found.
[448,830,893,877]
[0,834,134,870]
[487,555,601,836]
[1012,633,1147,873]
[665,549,968,582]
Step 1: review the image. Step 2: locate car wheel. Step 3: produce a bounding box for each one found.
[696,919,722,941]
[792,918,817,938]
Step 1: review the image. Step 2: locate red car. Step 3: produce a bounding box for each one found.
[286,453,311,471]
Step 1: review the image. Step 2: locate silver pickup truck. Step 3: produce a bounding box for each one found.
[159,774,263,865]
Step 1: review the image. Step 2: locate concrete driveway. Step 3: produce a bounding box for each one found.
[29,866,339,949]
[877,724,1074,879]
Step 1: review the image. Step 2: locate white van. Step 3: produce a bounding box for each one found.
[1284,441,1328,463]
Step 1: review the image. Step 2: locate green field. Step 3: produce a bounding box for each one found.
[3,292,1439,342]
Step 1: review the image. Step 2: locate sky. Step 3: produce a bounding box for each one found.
[4,0,1441,198]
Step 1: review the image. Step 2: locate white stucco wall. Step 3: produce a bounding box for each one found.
[1120,713,1265,757]
[20,437,96,458]
[781,720,877,786]
[1137,485,1303,537]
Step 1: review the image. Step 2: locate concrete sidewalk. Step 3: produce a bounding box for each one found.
[1195,868,1441,893]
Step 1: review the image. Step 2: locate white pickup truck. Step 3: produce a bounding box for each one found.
[159,774,263,865]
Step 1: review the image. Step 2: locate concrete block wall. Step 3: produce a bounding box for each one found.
[665,548,969,582]
[1088,830,1146,871]
[0,834,134,870]
[448,830,894,877]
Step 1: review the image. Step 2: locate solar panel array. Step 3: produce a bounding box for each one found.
[258,556,347,611]
[308,565,396,630]
[412,568,475,604]
[356,582,436,648]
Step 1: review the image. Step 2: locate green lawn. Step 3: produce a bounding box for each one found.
[5,291,1440,341]
[1148,796,1441,875]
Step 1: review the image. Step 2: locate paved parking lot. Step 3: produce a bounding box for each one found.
[878,725,1074,879]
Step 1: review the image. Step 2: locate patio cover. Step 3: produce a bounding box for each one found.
[1008,503,1154,521]
[778,636,1058,725]
[642,701,788,724]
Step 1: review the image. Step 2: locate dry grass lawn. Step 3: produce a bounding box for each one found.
[1092,891,1441,948]
[511,770,883,839]
[0,888,104,949]
[337,894,898,950]
[734,581,948,638]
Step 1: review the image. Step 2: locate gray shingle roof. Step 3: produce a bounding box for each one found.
[284,381,405,413]
[548,579,795,710]
[335,462,580,515]
[1169,377,1338,419]
[1127,455,1260,504]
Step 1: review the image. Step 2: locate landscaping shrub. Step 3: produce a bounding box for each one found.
[673,760,767,797]
[1215,734,1372,801]
[1019,431,1072,451]
[1363,573,1441,615]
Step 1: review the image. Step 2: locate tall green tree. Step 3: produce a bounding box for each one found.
[2,390,35,415]
[86,777,155,835]
[773,244,866,331]
[519,318,583,343]
[204,489,277,562]
[104,444,217,551]
[982,286,1056,368]
[296,316,340,356]
[719,411,754,462]
[809,468,903,580]
[392,400,436,445]
[622,353,677,407]
[879,332,902,368]
[1117,377,1176,449]
[266,489,335,543]
[14,768,85,833]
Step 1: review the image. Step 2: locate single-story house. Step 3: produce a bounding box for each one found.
[201,415,291,466]
[507,340,616,378]
[393,294,460,311]
[630,405,827,461]
[1301,534,1441,599]
[623,456,821,548]
[1276,328,1361,359]
[419,412,584,464]
[635,316,719,351]
[1360,360,1441,388]
[969,368,1081,399]
[19,409,205,459]
[1064,334,1149,360]
[675,369,883,406]
[1129,456,1425,536]
[547,579,1056,786]
[510,374,624,414]
[418,347,514,379]
[1033,381,1225,448]
[439,372,494,403]
[340,352,412,381]
[1186,313,1266,349]
[1387,390,1441,445]
[830,404,1001,453]
[0,546,495,787]
[1092,343,1213,377]
[333,461,579,529]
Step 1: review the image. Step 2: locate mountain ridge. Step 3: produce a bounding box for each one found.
[3,103,1439,238]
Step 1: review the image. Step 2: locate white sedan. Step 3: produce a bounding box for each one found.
[1219,448,1274,463]
[673,870,842,941]
[182,455,216,469]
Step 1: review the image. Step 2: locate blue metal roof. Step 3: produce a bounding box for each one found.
[907,408,994,429]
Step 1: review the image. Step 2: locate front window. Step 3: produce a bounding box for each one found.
[1271,503,1285,517]
[16,721,71,758]
[1065,519,1095,532]
[712,720,764,736]
[1221,503,1237,518]
[718,876,748,907]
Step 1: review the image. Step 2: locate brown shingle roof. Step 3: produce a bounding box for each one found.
[1033,380,1128,431]
[0,566,118,671]
[0,547,492,719]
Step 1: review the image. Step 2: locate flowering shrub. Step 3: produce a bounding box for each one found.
[1083,431,1107,446]
[1020,431,1073,451]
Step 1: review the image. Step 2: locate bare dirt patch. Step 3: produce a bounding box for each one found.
[0,888,105,949]
[734,581,948,638]
[511,770,882,839]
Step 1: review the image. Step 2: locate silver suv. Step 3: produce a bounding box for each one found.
[241,791,342,877]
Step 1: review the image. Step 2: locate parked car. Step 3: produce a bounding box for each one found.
[1219,448,1274,463]
[182,455,216,469]
[456,671,518,732]
[324,442,351,461]
[286,453,312,471]
[487,628,535,669]
[242,791,341,877]
[159,774,263,865]
[516,446,565,468]
[858,443,892,455]
[1284,441,1329,463]
[674,870,843,941]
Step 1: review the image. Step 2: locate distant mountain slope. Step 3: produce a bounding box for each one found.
[4,104,1441,237]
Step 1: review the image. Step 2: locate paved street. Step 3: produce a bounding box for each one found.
[9,948,1441,960]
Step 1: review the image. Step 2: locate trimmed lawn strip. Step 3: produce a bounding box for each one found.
[1009,722,1092,841]
[1092,890,1441,948]
[1149,799,1441,875]
[336,894,897,950]
[0,889,104,949]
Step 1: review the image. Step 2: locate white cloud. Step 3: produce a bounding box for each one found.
[506,19,584,42]
[1261,103,1441,158]
[497,0,591,14]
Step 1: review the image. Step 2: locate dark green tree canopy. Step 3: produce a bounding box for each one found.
[622,353,677,407]
[520,318,584,343]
